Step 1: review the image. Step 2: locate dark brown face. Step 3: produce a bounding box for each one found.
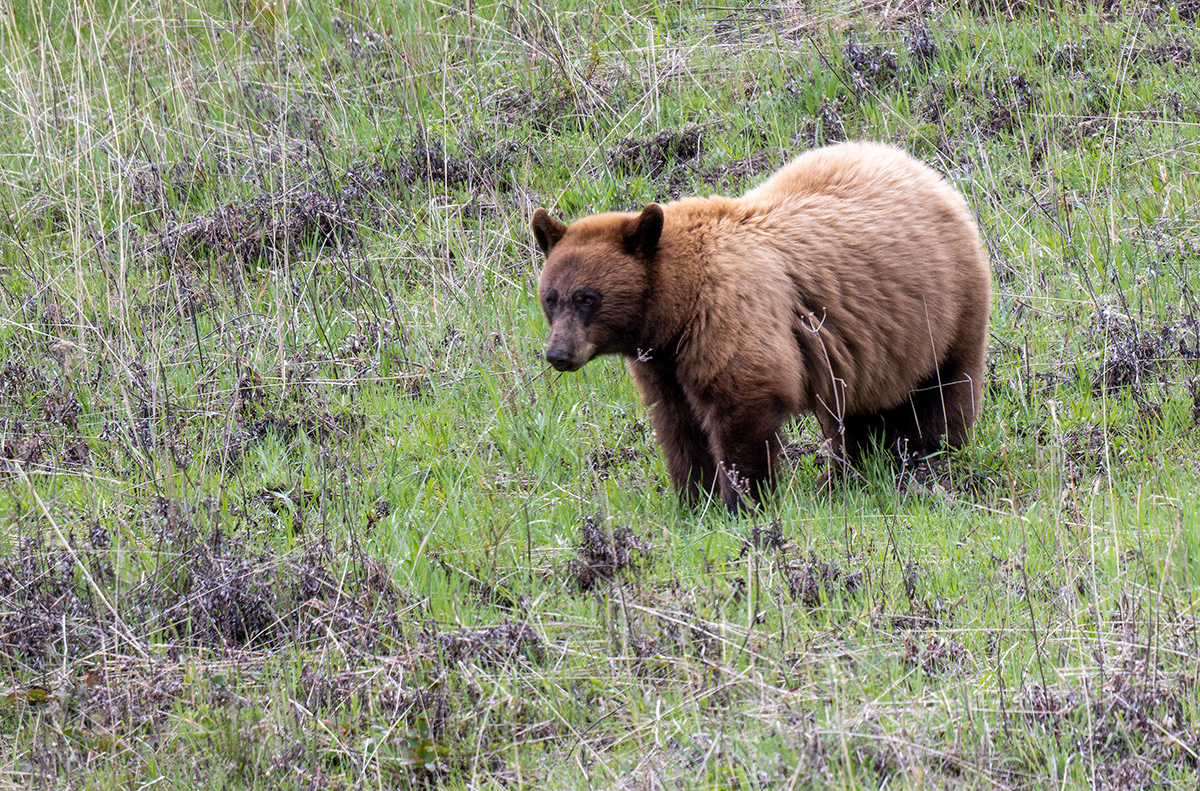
[539,284,603,372]
[531,205,663,373]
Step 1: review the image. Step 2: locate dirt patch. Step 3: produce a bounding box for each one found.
[607,125,704,178]
[1052,424,1118,470]
[567,515,650,591]
[983,72,1036,136]
[1129,37,1198,65]
[1158,90,1200,122]
[205,357,373,471]
[1,420,47,467]
[1,363,93,475]
[492,84,570,131]
[374,133,532,196]
[1061,113,1134,147]
[41,383,80,430]
[779,436,825,466]
[917,83,950,125]
[795,98,847,149]
[958,0,1119,19]
[159,534,407,654]
[380,136,471,187]
[62,437,91,467]
[1015,306,1198,427]
[160,130,531,268]
[899,456,1001,502]
[127,154,235,214]
[743,520,788,553]
[0,539,89,667]
[249,409,367,444]
[0,360,49,406]
[695,150,776,191]
[1044,41,1090,71]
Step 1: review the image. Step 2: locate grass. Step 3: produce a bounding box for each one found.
[1,0,1199,788]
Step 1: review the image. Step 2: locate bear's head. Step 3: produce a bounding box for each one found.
[531,204,664,372]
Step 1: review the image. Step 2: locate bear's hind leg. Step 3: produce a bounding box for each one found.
[840,412,896,463]
[812,409,871,489]
[909,306,989,452]
[894,352,983,455]
[929,352,983,449]
[833,360,981,466]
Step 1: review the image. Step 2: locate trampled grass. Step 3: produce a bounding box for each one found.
[0,0,1198,788]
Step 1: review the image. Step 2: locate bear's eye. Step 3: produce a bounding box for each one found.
[544,289,559,307]
[572,288,603,325]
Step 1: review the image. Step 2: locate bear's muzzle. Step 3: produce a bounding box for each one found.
[545,347,578,372]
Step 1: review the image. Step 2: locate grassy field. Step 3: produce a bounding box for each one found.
[1,0,1199,788]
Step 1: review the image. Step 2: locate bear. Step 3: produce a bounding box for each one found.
[532,141,991,512]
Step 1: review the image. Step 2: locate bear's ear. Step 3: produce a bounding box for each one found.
[624,203,664,258]
[532,208,567,256]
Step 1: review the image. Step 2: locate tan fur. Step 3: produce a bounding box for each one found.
[533,141,991,512]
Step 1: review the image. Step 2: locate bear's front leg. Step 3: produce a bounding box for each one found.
[706,400,789,513]
[629,361,718,505]
[651,396,719,505]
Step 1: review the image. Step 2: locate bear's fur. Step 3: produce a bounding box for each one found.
[532,141,991,512]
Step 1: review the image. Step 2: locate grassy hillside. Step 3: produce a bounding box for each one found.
[1,0,1198,788]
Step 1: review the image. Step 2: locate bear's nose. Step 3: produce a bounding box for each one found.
[545,348,573,371]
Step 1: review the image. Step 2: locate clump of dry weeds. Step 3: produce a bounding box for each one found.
[607,125,704,178]
[567,515,650,591]
[162,190,352,267]
[1088,307,1197,394]
[435,621,542,666]
[1022,653,1199,785]
[906,21,939,68]
[785,554,860,608]
[0,516,411,671]
[842,39,900,88]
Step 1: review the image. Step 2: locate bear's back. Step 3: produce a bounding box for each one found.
[745,142,952,207]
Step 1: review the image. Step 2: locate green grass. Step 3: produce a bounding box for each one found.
[1,0,1199,788]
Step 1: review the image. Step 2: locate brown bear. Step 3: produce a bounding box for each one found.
[532,141,990,512]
